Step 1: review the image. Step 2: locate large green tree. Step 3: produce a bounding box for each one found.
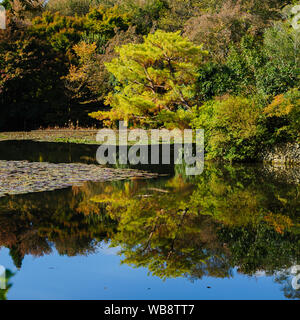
[89,30,207,128]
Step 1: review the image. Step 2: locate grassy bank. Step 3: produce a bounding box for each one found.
[0,128,187,145]
[0,129,101,145]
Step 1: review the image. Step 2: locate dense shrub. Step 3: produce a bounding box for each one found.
[195,62,236,101]
[256,22,300,96]
[264,88,300,143]
[191,96,264,161]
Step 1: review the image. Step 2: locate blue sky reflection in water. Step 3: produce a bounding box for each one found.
[0,246,296,300]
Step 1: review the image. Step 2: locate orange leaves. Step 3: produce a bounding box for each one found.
[73,41,97,63]
[264,89,300,117]
[264,213,293,234]
[265,94,292,117]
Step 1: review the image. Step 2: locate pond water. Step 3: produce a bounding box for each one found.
[0,141,299,300]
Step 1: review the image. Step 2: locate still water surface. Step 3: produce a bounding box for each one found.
[0,141,299,300]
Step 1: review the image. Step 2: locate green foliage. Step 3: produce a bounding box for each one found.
[196,62,236,101]
[256,21,300,95]
[90,30,207,127]
[191,96,263,161]
[225,35,266,95]
[85,6,129,39]
[30,6,129,53]
[0,35,68,130]
[225,18,299,97]
[89,164,300,279]
[264,88,300,143]
[0,4,131,130]
[0,0,12,9]
[0,269,15,301]
[30,11,87,53]
[0,0,299,156]
[119,0,167,35]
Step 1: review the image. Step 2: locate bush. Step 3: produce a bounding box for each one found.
[255,21,300,96]
[264,88,300,143]
[196,62,236,101]
[225,19,300,97]
[191,96,263,161]
[225,35,266,95]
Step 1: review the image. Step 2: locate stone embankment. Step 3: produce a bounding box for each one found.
[261,143,300,164]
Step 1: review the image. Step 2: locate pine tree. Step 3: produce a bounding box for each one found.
[89,30,207,128]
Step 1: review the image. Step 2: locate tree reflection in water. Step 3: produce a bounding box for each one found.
[0,163,299,299]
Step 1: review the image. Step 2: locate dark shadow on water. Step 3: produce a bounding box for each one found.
[0,140,180,174]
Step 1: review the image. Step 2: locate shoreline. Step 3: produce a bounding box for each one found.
[0,129,101,145]
[1,130,300,166]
